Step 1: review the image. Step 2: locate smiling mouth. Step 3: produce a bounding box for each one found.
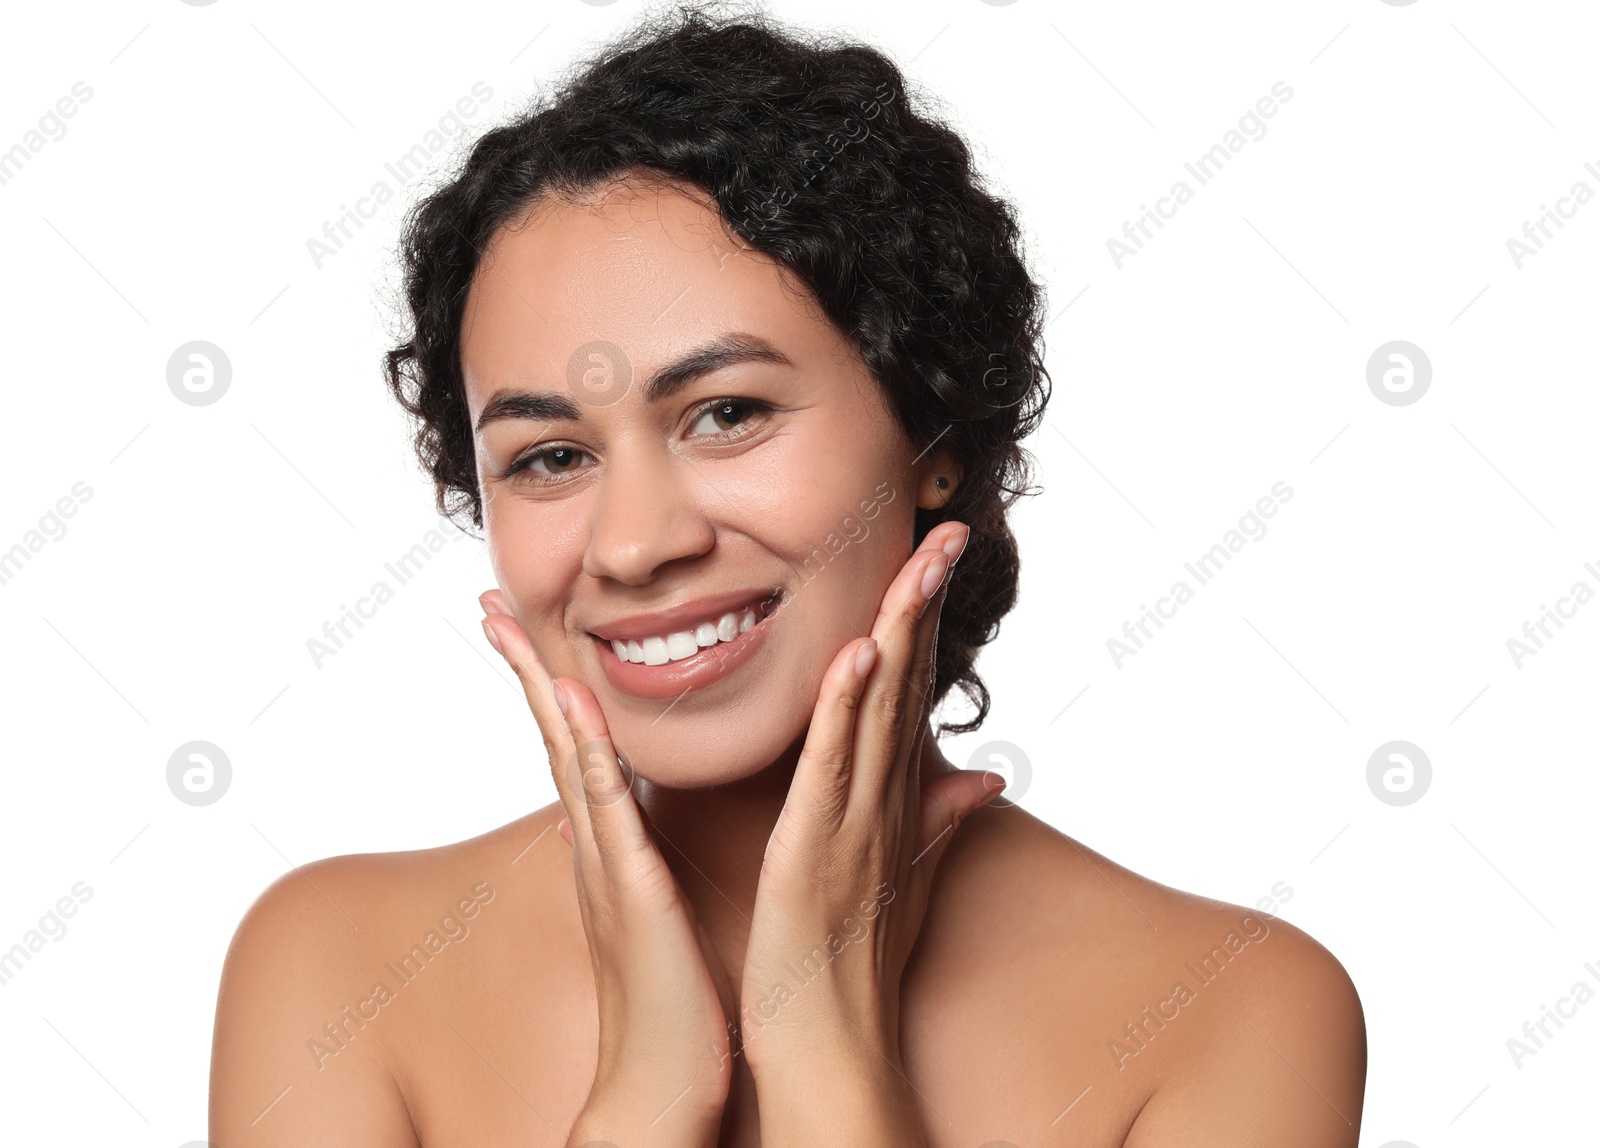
[590,590,784,667]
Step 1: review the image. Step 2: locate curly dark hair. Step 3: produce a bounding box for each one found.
[383,0,1051,735]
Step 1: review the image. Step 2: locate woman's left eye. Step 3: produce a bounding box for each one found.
[688,398,771,438]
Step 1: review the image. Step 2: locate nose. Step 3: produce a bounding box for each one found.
[582,443,715,586]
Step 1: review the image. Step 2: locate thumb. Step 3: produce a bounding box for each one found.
[914,769,1006,870]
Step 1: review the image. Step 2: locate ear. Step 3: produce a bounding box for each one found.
[915,447,962,511]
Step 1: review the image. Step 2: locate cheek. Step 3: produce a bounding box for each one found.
[770,466,914,629]
[750,415,913,561]
[486,498,587,659]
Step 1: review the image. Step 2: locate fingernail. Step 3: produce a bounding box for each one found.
[552,680,569,716]
[481,618,503,654]
[983,771,1007,792]
[853,640,878,679]
[942,524,969,565]
[920,552,949,599]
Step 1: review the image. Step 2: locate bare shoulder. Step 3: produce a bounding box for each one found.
[209,804,569,1147]
[913,803,1366,1144]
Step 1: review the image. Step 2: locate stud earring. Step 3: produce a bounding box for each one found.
[935,476,949,490]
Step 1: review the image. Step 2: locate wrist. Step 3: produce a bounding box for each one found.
[568,1104,720,1148]
[573,1068,728,1148]
[738,964,901,1071]
[750,1053,926,1148]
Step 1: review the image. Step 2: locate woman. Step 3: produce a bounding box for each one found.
[210,5,1366,1144]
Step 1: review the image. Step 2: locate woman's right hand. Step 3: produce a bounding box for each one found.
[480,590,734,1147]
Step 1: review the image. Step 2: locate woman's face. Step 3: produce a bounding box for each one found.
[461,178,944,786]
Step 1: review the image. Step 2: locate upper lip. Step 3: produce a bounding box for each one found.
[586,588,782,643]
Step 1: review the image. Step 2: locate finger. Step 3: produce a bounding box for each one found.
[894,538,961,819]
[783,637,878,838]
[911,768,1005,879]
[479,600,597,848]
[852,522,969,809]
[557,817,573,847]
[551,674,655,866]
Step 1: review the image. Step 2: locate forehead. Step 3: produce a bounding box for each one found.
[460,179,833,401]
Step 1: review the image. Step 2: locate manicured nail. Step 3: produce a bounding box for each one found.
[853,640,878,679]
[552,680,569,716]
[920,552,949,599]
[942,524,969,565]
[481,618,504,654]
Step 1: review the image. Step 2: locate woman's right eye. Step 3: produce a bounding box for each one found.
[506,445,592,482]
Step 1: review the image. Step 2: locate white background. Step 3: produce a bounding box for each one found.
[1,0,1595,1143]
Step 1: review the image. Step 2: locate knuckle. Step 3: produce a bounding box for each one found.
[572,742,632,806]
[497,645,527,679]
[806,742,853,779]
[872,686,907,728]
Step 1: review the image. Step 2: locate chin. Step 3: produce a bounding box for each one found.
[607,661,820,791]
[611,718,807,792]
[578,604,831,790]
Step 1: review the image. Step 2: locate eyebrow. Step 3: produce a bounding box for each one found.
[473,332,792,433]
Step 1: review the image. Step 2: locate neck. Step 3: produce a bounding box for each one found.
[631,722,956,966]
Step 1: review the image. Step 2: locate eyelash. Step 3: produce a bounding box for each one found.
[501,397,776,485]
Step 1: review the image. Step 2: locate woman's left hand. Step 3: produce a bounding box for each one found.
[737,519,1007,1136]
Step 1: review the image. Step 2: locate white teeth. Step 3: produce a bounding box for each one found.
[665,630,698,660]
[606,600,776,667]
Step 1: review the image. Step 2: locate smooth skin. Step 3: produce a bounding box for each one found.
[209,177,1366,1147]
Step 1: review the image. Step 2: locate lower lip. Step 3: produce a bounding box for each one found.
[592,606,779,701]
